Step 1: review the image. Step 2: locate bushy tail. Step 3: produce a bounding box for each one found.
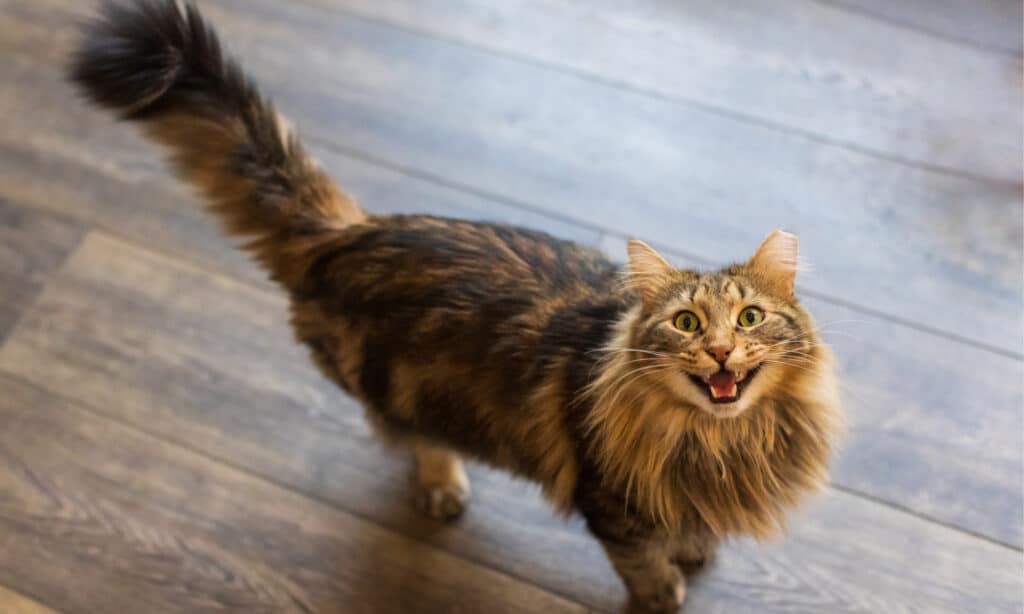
[68,0,366,287]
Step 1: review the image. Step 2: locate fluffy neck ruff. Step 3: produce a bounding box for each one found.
[583,312,842,539]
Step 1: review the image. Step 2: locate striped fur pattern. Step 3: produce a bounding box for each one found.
[69,3,842,610]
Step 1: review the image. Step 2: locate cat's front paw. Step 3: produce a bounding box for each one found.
[414,485,469,522]
[672,553,713,577]
[629,568,686,613]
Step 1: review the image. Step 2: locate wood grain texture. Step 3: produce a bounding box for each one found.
[599,235,1024,547]
[6,0,1022,353]
[826,0,1023,56]
[315,0,1024,181]
[0,199,82,342]
[0,585,58,614]
[0,232,1019,612]
[0,373,587,614]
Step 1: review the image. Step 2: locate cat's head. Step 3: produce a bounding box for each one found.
[621,230,817,419]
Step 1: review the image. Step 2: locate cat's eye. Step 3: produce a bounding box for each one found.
[738,306,765,327]
[673,310,700,332]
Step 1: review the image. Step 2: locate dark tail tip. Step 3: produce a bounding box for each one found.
[68,0,236,119]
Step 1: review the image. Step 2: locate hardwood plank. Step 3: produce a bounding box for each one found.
[0,373,587,614]
[10,0,1018,354]
[0,28,600,288]
[826,0,1023,56]
[310,0,1023,182]
[599,235,1024,547]
[0,198,83,343]
[0,585,58,614]
[0,232,1019,612]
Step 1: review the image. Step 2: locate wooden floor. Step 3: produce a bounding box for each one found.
[1,0,1021,612]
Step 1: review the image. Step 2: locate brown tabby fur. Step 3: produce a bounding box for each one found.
[69,2,842,610]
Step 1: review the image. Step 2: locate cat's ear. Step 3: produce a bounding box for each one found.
[747,229,799,297]
[627,239,675,305]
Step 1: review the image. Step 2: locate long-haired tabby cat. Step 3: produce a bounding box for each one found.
[69,1,842,610]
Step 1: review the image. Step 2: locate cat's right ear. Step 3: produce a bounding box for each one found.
[747,229,799,297]
[626,239,675,306]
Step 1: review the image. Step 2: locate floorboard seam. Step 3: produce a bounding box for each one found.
[831,484,1022,552]
[289,0,1021,185]
[811,0,1023,58]
[0,215,87,349]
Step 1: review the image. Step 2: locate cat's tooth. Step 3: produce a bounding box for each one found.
[709,384,738,399]
[701,375,710,383]
[736,371,746,382]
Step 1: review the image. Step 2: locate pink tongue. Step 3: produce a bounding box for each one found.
[708,371,737,396]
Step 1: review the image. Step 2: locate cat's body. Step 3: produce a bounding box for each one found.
[296,215,624,514]
[70,2,842,611]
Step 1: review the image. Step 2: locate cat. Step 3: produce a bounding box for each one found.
[69,2,842,611]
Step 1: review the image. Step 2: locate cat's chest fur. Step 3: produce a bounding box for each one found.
[583,355,841,539]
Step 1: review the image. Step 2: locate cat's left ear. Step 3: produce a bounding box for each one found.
[747,230,799,297]
[627,239,675,305]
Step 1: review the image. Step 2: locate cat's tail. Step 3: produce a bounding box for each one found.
[68,0,366,287]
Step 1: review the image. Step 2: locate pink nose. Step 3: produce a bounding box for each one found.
[707,345,732,363]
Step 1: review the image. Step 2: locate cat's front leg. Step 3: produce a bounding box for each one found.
[598,535,686,612]
[669,531,719,577]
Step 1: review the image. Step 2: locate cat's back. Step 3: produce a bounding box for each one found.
[296,215,621,318]
[289,214,626,448]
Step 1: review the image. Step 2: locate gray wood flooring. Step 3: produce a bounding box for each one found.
[0,1,1020,612]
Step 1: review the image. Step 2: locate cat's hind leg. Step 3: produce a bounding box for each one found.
[363,413,470,521]
[413,442,471,522]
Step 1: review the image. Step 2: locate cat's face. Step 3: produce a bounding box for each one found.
[625,231,813,418]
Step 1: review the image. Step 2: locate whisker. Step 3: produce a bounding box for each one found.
[605,364,670,411]
[587,359,667,408]
[597,363,670,411]
[579,355,664,403]
[588,347,675,359]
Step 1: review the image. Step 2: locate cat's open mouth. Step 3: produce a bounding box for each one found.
[688,366,761,404]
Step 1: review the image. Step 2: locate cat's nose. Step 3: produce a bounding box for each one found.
[706,345,732,363]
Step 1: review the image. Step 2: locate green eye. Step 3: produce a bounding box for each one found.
[673,310,700,332]
[738,306,765,327]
